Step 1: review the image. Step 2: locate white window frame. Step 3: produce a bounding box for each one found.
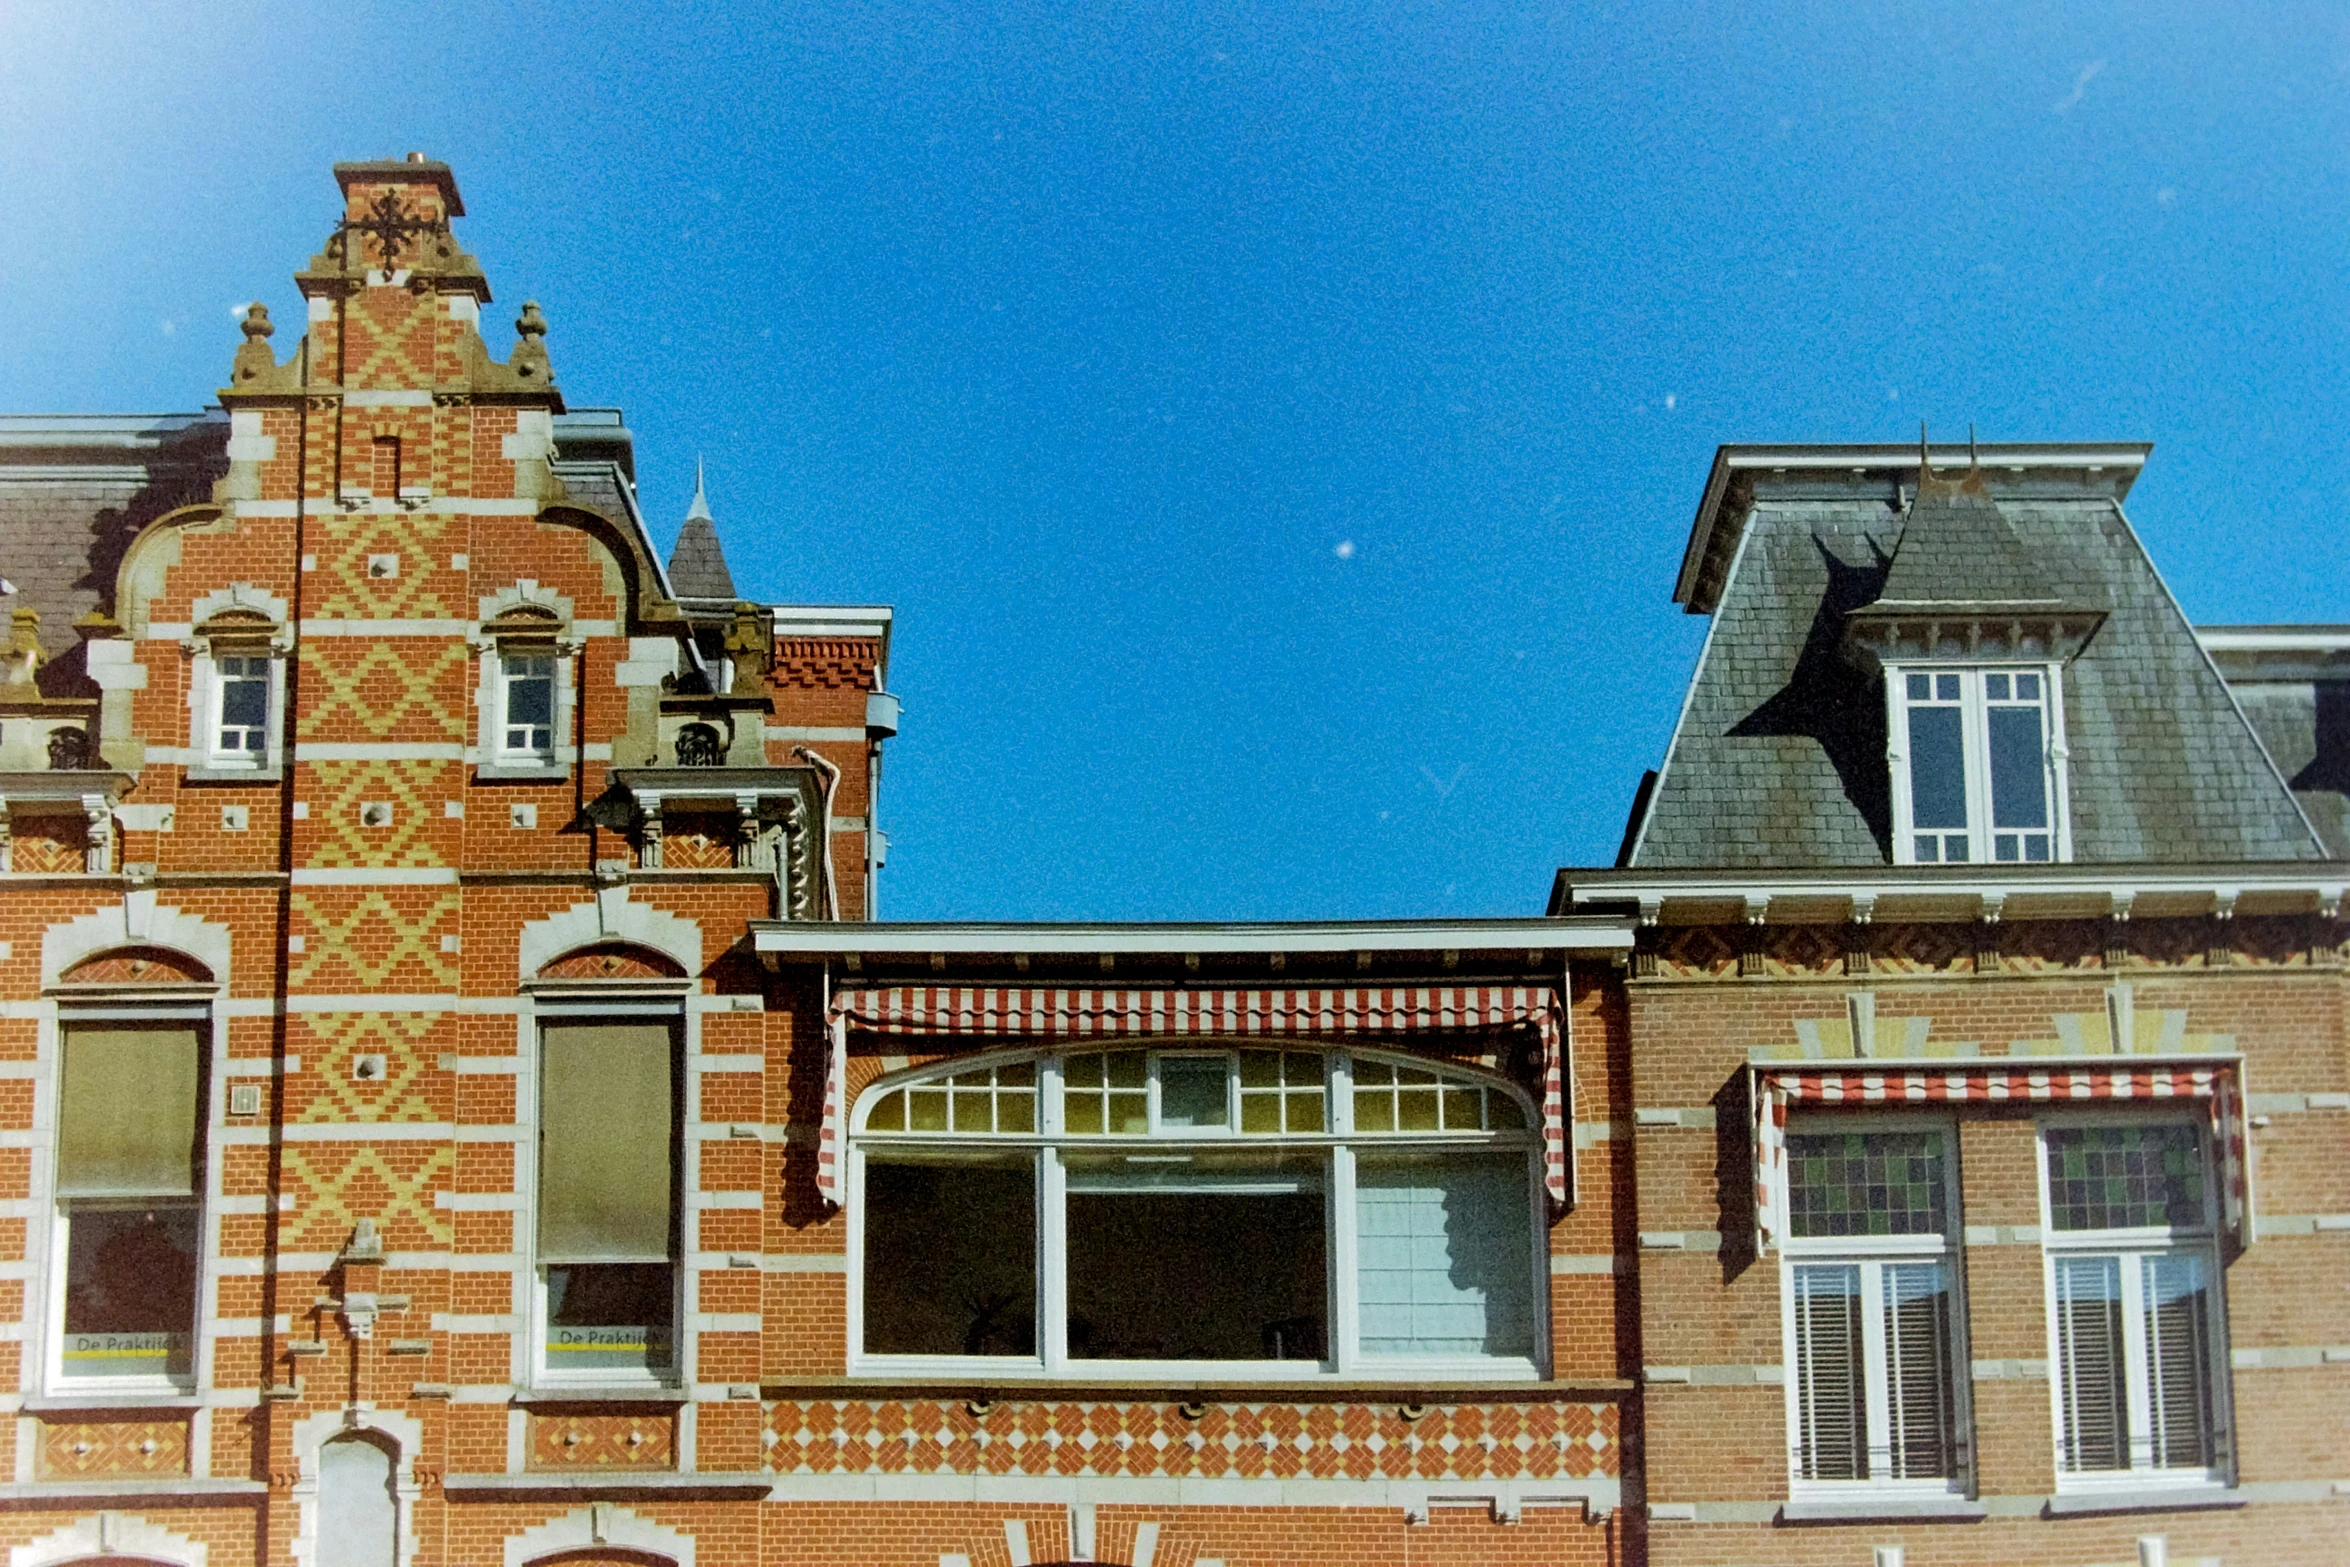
[187,645,285,777]
[1885,663,2072,866]
[847,1044,1549,1383]
[43,1000,217,1400]
[473,634,576,780]
[496,648,559,765]
[524,994,688,1392]
[1776,1113,1973,1500]
[2037,1111,2234,1494]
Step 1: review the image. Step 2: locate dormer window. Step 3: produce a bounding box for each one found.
[499,652,557,761]
[1889,666,2068,865]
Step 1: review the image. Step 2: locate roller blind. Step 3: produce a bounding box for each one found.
[58,1026,201,1197]
[538,1023,675,1263]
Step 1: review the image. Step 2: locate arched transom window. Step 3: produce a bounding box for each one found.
[852,1045,1542,1379]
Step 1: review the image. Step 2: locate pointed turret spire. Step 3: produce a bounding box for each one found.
[667,458,739,602]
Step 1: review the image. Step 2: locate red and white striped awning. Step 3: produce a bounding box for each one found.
[1750,1060,2252,1251]
[820,986,1571,1211]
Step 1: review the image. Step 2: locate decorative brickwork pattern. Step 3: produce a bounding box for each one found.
[529,1410,677,1470]
[35,1414,190,1478]
[57,945,213,984]
[764,1399,1619,1482]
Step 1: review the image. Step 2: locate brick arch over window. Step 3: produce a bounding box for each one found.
[516,891,702,982]
[538,943,688,982]
[58,945,215,986]
[503,1506,691,1567]
[8,1511,208,1567]
[42,894,232,988]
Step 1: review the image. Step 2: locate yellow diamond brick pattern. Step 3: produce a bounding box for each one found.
[305,641,468,741]
[308,508,453,619]
[295,1014,443,1124]
[303,762,448,868]
[281,1143,455,1252]
[289,891,460,990]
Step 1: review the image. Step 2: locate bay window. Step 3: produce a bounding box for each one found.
[535,1018,679,1384]
[52,1022,206,1390]
[1888,666,2066,865]
[1779,1121,1968,1494]
[2041,1120,2230,1487]
[852,1046,1542,1377]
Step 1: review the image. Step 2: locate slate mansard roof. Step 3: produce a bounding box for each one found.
[1622,443,2329,870]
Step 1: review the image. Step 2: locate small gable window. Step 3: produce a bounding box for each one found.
[212,653,272,761]
[1889,666,2067,865]
[499,652,557,761]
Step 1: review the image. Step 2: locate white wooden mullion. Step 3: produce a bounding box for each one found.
[1858,1260,1892,1480]
[1038,1143,1068,1377]
[1329,1142,1359,1375]
[2118,1250,2154,1472]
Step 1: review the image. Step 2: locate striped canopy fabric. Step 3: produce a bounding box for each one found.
[1749,1061,2252,1251]
[820,986,1570,1212]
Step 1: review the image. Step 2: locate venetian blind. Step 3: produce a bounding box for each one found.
[2143,1254,2216,1469]
[538,1023,675,1263]
[57,1025,201,1197]
[1884,1261,1955,1480]
[1792,1263,1866,1480]
[2054,1256,2128,1472]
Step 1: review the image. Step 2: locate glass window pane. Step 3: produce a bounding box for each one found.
[1285,1087,1325,1133]
[2054,1255,2128,1472]
[866,1091,905,1132]
[1786,1129,1948,1239]
[1240,1095,1282,1133]
[1066,1153,1324,1360]
[1907,673,1931,700]
[1354,1088,1396,1132]
[1907,705,1969,831]
[907,1088,949,1131]
[1159,1056,1229,1130]
[1065,1096,1104,1135]
[1439,1087,1481,1130]
[996,1090,1035,1134]
[1105,1051,1147,1088]
[864,1154,1035,1355]
[545,1262,674,1374]
[1355,1153,1533,1357]
[2016,672,2040,699]
[219,669,268,728]
[1985,674,2009,700]
[2045,1124,2206,1231]
[1239,1051,1281,1088]
[1988,704,2049,829]
[1935,674,1960,701]
[1395,1087,1441,1131]
[1791,1263,1866,1480]
[1109,1091,1149,1135]
[61,1204,197,1380]
[58,1026,201,1197]
[538,1024,674,1262]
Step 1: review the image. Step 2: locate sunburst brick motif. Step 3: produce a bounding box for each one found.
[37,1415,190,1478]
[57,946,213,984]
[530,1411,676,1470]
[280,1143,455,1252]
[304,641,469,741]
[290,891,461,990]
[291,1013,446,1123]
[763,1400,1618,1483]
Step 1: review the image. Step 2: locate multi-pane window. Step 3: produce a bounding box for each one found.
[855,1046,1541,1376]
[1891,666,2062,865]
[211,653,272,762]
[53,1023,206,1390]
[500,652,557,760]
[2042,1121,2229,1484]
[536,1020,678,1383]
[1780,1124,1966,1493]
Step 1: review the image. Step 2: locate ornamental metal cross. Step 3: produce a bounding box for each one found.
[335,189,443,272]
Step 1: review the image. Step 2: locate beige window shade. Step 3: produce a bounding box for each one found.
[538,1023,676,1263]
[58,1026,202,1197]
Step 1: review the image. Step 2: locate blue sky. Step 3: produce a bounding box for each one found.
[3,2,2345,919]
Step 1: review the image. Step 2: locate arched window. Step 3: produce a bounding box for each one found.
[852,1046,1542,1378]
[317,1432,399,1567]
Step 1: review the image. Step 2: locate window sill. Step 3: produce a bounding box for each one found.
[1781,1497,1987,1523]
[476,763,572,783]
[184,764,282,784]
[789,1374,1620,1397]
[2046,1484,2241,1516]
[443,1471,769,1496]
[514,1385,690,1406]
[0,1477,267,1500]
[22,1391,203,1412]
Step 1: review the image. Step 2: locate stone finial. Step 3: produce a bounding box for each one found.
[229,304,283,386]
[516,300,548,341]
